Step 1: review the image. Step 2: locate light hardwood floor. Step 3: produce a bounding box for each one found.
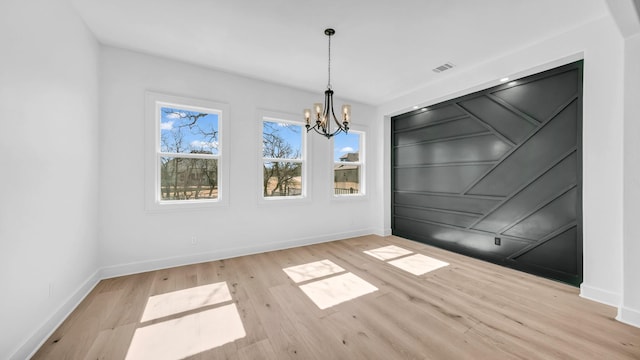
[33,235,640,359]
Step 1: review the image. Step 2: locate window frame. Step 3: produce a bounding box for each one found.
[145,91,229,211]
[258,110,310,204]
[332,127,366,199]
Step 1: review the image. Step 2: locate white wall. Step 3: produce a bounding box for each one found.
[621,33,640,327]
[376,15,627,308]
[98,47,379,275]
[0,0,100,359]
[606,0,640,330]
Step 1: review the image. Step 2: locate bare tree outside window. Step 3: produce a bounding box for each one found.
[262,120,304,197]
[159,107,220,201]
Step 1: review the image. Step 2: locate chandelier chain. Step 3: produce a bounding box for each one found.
[327,33,332,89]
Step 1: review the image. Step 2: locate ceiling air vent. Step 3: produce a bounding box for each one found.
[432,62,455,73]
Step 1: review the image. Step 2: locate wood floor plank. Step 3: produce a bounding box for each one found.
[236,338,278,360]
[240,255,317,359]
[82,323,136,360]
[268,282,350,359]
[33,235,640,359]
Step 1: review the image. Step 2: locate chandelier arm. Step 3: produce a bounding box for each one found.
[306,118,342,138]
[324,89,332,133]
[313,126,332,138]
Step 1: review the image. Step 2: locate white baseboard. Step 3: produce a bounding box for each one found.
[580,283,621,307]
[11,270,101,360]
[617,306,640,328]
[373,227,392,237]
[100,228,377,279]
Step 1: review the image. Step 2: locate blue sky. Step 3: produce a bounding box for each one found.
[160,107,219,155]
[333,132,360,162]
[263,120,359,162]
[263,121,302,158]
[160,111,358,161]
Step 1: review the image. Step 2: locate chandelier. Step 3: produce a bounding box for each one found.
[304,28,351,138]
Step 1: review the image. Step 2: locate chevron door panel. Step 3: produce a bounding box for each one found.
[458,96,537,143]
[471,152,577,233]
[393,217,526,258]
[391,61,583,285]
[394,206,481,228]
[492,69,579,122]
[466,100,578,197]
[513,227,578,275]
[394,165,494,193]
[502,187,577,240]
[394,134,512,166]
[394,192,500,214]
[393,104,465,131]
[394,117,488,146]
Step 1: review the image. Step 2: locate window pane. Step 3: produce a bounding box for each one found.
[263,121,302,159]
[160,157,218,200]
[263,161,302,197]
[161,107,219,155]
[334,132,360,162]
[334,164,360,195]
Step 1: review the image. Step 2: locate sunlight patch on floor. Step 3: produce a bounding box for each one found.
[388,254,449,276]
[298,272,378,310]
[364,245,413,261]
[141,282,232,322]
[282,259,345,283]
[126,303,246,360]
[364,245,449,276]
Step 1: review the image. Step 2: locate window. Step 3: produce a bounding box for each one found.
[333,130,364,196]
[145,92,228,211]
[261,115,306,200]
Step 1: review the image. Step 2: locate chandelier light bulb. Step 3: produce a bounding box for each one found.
[313,103,323,120]
[342,104,351,124]
[304,109,311,125]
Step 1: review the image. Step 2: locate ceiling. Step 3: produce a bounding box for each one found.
[70,0,609,105]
